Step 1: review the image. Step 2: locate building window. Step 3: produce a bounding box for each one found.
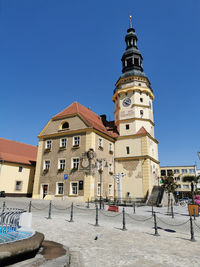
[189,169,195,173]
[44,160,50,170]
[176,177,180,181]
[73,136,80,147]
[183,184,189,189]
[126,146,130,154]
[108,143,113,152]
[58,159,65,170]
[16,181,22,191]
[57,182,64,195]
[18,166,23,172]
[71,182,78,195]
[126,124,130,130]
[108,163,113,174]
[45,140,52,150]
[167,170,173,176]
[140,98,143,103]
[182,169,187,174]
[108,184,113,196]
[177,184,181,189]
[134,57,139,66]
[98,138,103,149]
[62,122,69,129]
[97,183,101,196]
[161,170,166,176]
[72,158,79,169]
[60,138,67,148]
[140,110,143,116]
[127,58,132,67]
[174,169,180,174]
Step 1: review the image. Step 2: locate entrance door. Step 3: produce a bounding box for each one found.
[43,184,48,199]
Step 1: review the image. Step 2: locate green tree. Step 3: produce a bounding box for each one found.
[182,175,200,203]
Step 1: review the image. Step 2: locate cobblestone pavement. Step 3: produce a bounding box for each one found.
[2,198,200,267]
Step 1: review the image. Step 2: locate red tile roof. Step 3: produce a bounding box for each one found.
[136,127,148,135]
[0,138,37,166]
[52,102,118,138]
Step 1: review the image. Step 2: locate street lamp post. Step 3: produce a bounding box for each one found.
[113,173,126,203]
[95,159,108,209]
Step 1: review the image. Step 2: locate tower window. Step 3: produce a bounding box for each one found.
[140,110,144,116]
[127,58,132,67]
[126,147,130,154]
[126,124,130,130]
[140,98,143,103]
[134,58,139,66]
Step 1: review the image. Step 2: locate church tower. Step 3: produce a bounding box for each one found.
[113,16,159,199]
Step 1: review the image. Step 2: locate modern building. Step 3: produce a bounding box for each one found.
[0,138,37,197]
[160,165,196,197]
[33,17,159,201]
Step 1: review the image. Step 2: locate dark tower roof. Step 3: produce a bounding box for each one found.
[120,16,147,79]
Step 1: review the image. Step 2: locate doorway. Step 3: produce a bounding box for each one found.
[42,184,48,199]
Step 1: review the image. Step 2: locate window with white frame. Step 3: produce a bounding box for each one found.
[182,169,187,174]
[108,163,113,174]
[108,184,113,196]
[60,138,67,148]
[72,158,79,169]
[98,138,103,148]
[97,183,101,196]
[44,160,50,170]
[183,184,189,189]
[109,143,113,152]
[126,146,130,154]
[18,166,23,172]
[58,159,65,170]
[189,169,195,173]
[71,182,78,195]
[57,182,64,195]
[45,140,52,150]
[174,169,180,174]
[140,110,143,116]
[15,181,22,191]
[73,136,80,146]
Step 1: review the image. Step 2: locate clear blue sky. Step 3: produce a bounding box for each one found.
[1,0,200,168]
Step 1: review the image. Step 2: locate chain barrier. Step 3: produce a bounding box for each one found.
[157,216,190,227]
[31,203,49,210]
[126,212,153,222]
[51,203,71,210]
[99,210,122,217]
[74,205,96,211]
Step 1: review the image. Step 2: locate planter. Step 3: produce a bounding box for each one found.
[188,204,199,217]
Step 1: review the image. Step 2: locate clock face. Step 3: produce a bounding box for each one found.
[123,97,131,107]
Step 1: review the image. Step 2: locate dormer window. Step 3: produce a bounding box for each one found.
[62,122,69,130]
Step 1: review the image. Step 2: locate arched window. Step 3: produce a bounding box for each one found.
[62,122,69,129]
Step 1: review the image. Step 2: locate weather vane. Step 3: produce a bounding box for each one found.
[129,15,132,28]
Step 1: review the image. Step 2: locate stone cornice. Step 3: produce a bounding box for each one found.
[115,155,159,164]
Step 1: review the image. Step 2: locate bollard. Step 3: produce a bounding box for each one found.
[95,204,99,226]
[153,212,159,236]
[28,201,32,213]
[171,200,174,219]
[47,201,52,219]
[190,215,195,242]
[133,202,136,214]
[2,201,6,212]
[193,208,196,221]
[122,207,127,231]
[87,198,90,209]
[152,205,154,216]
[69,203,74,222]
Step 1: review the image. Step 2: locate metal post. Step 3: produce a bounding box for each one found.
[47,201,52,219]
[95,204,99,226]
[153,212,159,236]
[152,205,154,216]
[190,215,195,242]
[28,201,32,213]
[87,198,90,208]
[100,170,102,209]
[133,202,135,214]
[2,201,5,212]
[193,208,196,220]
[69,203,74,222]
[102,200,105,210]
[171,199,174,219]
[122,208,127,231]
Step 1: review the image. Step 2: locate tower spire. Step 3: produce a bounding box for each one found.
[129,15,132,28]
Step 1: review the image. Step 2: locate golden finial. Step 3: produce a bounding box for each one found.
[129,15,132,28]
